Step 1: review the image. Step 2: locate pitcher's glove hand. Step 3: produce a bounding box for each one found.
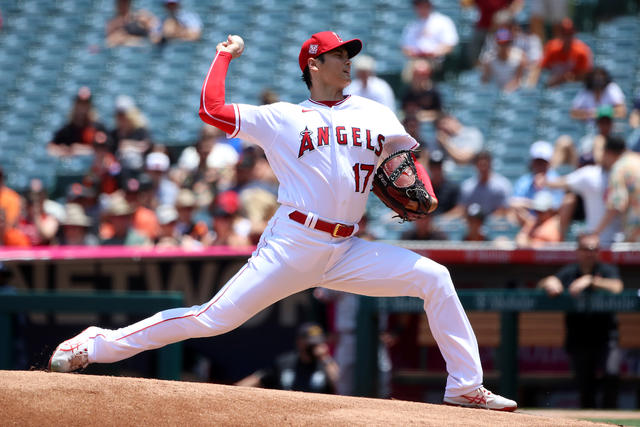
[371,150,437,221]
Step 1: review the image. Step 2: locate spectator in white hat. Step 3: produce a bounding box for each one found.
[512,141,562,202]
[510,140,565,224]
[146,151,178,206]
[154,204,182,248]
[344,55,396,112]
[59,203,99,246]
[100,193,151,246]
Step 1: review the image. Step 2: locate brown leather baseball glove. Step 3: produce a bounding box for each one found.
[371,150,437,222]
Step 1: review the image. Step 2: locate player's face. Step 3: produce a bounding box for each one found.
[315,47,352,90]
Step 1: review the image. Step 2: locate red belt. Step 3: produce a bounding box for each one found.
[288,210,355,238]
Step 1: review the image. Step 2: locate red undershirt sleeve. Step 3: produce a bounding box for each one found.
[198,51,238,135]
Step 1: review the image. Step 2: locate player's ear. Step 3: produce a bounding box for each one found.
[308,57,320,72]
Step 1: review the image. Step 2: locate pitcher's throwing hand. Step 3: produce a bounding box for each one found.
[217,34,244,58]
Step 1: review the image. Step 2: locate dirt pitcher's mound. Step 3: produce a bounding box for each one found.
[1,371,605,426]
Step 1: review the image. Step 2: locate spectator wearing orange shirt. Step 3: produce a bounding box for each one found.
[124,175,160,241]
[0,166,21,228]
[528,18,592,88]
[0,208,30,247]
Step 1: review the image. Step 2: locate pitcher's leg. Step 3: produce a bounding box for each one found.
[90,268,254,363]
[50,209,337,372]
[418,260,482,397]
[322,238,482,397]
[89,243,320,364]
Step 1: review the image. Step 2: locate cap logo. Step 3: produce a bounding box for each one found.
[309,44,318,54]
[332,32,343,42]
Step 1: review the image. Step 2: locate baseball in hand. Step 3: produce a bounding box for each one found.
[230,35,244,49]
[217,34,245,58]
[228,34,245,57]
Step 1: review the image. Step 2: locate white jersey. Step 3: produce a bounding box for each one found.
[231,95,417,224]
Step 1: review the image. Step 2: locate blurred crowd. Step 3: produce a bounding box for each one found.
[1,0,640,249]
[394,0,640,247]
[0,98,280,248]
[105,0,201,47]
[0,83,280,248]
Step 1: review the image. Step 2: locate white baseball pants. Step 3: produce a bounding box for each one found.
[87,206,483,397]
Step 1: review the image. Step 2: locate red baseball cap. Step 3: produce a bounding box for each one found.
[298,31,362,72]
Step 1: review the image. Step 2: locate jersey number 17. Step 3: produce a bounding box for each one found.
[353,163,375,193]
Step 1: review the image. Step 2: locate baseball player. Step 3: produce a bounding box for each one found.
[49,31,517,411]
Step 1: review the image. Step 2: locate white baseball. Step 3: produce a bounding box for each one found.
[229,35,245,53]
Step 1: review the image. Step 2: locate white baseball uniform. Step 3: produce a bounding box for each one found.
[77,50,483,398]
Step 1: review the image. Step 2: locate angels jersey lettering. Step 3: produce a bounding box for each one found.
[232,95,417,224]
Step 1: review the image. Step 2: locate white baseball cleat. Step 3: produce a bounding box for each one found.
[443,386,517,412]
[48,326,102,373]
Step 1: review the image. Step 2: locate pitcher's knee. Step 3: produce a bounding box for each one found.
[194,298,251,337]
[415,258,455,299]
[191,315,242,338]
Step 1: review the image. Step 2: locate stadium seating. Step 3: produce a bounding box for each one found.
[0,0,638,240]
